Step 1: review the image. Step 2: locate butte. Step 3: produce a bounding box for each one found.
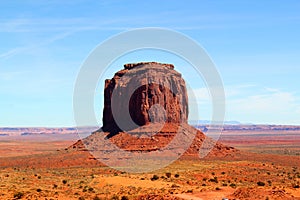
[69,62,237,171]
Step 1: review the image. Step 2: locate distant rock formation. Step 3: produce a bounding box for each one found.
[102,62,188,133]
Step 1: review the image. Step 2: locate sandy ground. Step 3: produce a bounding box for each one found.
[0,130,299,199]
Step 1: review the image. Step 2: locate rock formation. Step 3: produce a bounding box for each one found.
[102,62,188,133]
[69,62,237,168]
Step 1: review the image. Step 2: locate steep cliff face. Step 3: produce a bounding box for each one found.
[102,62,189,132]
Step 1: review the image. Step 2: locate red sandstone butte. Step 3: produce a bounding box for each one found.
[102,62,188,133]
[70,62,237,158]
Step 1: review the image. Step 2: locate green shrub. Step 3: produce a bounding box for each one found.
[267,180,272,186]
[209,177,218,183]
[151,175,159,181]
[121,196,129,200]
[111,195,119,200]
[174,174,180,178]
[93,196,101,200]
[166,172,171,178]
[229,183,236,188]
[62,180,67,184]
[257,181,265,186]
[13,192,24,199]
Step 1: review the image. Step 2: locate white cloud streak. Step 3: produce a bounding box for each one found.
[192,85,300,124]
[0,31,74,60]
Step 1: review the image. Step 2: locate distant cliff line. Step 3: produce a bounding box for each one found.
[1,124,300,136]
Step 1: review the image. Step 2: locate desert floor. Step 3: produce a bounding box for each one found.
[0,131,299,200]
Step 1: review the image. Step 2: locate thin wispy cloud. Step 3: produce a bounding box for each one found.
[0,14,229,60]
[0,47,27,59]
[231,90,296,112]
[227,86,300,124]
[0,31,73,60]
[0,17,174,62]
[192,85,300,124]
[0,11,258,34]
[0,17,127,33]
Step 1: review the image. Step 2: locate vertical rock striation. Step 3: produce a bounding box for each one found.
[102,62,189,132]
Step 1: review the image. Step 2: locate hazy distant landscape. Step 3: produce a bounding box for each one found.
[1,124,300,136]
[1,124,300,157]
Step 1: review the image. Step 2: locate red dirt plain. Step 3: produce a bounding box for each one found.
[0,128,299,200]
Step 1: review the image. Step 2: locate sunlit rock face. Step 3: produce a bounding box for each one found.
[102,62,188,132]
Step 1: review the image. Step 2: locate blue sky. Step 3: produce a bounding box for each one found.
[0,0,300,127]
